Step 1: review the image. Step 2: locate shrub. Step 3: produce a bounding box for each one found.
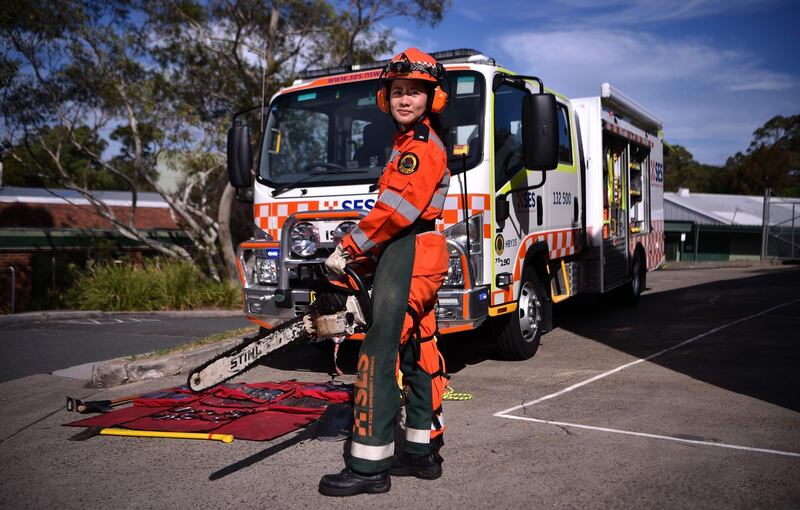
[66,259,241,311]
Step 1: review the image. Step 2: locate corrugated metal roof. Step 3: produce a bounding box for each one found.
[0,186,168,208]
[665,189,800,227]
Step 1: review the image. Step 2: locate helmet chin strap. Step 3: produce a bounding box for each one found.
[393,113,427,133]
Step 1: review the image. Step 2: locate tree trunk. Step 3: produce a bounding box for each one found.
[218,182,239,282]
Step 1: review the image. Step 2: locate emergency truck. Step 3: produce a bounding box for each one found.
[226,49,665,360]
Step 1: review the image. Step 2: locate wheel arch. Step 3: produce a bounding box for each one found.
[632,242,647,274]
[520,241,553,332]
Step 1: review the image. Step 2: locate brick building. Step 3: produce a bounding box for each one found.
[0,186,186,312]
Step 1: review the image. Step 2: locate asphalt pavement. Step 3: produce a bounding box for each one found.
[0,312,249,383]
[0,265,798,509]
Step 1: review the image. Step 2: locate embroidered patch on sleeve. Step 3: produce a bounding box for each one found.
[398,152,419,175]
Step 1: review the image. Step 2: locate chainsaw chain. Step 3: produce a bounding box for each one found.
[186,316,309,392]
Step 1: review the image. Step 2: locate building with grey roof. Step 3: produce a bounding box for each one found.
[664,188,799,261]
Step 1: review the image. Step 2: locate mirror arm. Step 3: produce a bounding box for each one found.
[495,171,548,230]
[232,105,262,126]
[501,170,547,201]
[493,74,545,94]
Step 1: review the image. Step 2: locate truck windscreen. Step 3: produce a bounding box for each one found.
[258,70,484,189]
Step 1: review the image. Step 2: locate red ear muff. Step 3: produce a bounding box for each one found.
[430,85,448,114]
[376,86,389,113]
[377,82,447,114]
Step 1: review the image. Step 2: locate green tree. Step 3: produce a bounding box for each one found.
[663,144,726,192]
[1,0,450,280]
[2,125,117,189]
[718,115,800,197]
[749,115,800,196]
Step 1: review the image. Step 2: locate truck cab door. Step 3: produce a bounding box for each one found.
[493,81,541,240]
[543,101,582,236]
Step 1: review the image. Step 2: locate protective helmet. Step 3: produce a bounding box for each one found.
[376,47,448,114]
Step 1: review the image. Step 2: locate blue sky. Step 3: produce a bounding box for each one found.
[386,0,800,165]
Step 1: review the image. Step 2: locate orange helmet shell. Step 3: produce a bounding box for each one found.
[376,47,448,114]
[384,47,442,83]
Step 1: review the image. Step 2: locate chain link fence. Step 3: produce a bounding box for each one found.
[764,194,800,260]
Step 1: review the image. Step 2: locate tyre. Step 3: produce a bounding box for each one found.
[617,250,645,307]
[495,266,545,360]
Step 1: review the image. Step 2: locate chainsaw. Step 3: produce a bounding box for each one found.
[187,266,371,392]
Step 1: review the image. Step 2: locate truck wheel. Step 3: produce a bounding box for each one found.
[618,251,645,307]
[495,266,544,360]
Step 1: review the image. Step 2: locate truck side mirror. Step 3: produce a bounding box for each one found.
[227,125,253,188]
[522,93,558,171]
[496,195,510,224]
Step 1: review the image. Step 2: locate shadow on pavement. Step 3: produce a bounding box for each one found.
[261,266,799,412]
[554,266,800,412]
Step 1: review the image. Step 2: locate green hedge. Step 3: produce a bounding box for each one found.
[66,260,241,311]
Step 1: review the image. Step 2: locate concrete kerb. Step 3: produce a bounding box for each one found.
[90,336,245,387]
[0,309,243,326]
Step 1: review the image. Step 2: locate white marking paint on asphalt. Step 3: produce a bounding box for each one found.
[499,414,800,458]
[494,298,800,458]
[62,318,161,325]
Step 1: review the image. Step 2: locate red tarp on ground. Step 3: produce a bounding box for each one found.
[65,381,352,441]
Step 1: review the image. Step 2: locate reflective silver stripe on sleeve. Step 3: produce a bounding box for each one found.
[432,412,444,429]
[405,427,431,444]
[429,172,451,210]
[350,441,395,461]
[429,132,445,152]
[430,189,447,210]
[389,149,400,162]
[378,188,422,224]
[350,226,376,253]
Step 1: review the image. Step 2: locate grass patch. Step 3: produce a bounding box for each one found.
[129,326,258,360]
[66,259,241,311]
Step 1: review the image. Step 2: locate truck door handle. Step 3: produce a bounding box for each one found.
[537,195,543,226]
[574,197,579,223]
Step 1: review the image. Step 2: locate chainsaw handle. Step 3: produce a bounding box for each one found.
[343,264,372,330]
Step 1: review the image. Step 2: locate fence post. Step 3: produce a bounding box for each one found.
[761,188,771,260]
[8,266,15,314]
[792,204,796,259]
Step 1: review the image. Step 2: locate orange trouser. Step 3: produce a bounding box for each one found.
[399,251,448,444]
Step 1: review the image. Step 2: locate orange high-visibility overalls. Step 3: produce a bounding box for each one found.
[340,117,450,473]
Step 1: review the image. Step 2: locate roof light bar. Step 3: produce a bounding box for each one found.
[297,49,487,80]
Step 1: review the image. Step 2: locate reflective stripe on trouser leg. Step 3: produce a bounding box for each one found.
[400,334,434,455]
[347,230,416,474]
[406,426,430,444]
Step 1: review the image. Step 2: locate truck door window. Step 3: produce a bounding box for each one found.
[557,104,573,165]
[267,107,329,179]
[494,82,527,190]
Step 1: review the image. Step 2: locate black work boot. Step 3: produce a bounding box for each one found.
[431,435,445,465]
[318,467,391,497]
[390,452,442,480]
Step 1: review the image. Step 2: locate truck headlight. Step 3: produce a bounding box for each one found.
[290,221,319,257]
[445,249,464,287]
[332,221,356,245]
[443,214,483,284]
[443,214,482,255]
[254,256,277,284]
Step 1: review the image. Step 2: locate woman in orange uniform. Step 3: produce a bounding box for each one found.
[319,48,451,497]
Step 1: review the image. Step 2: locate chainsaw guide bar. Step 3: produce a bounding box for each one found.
[187,316,310,392]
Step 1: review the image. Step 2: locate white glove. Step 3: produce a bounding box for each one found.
[302,314,316,335]
[325,244,350,274]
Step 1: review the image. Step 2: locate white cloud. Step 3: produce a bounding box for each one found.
[545,0,782,24]
[491,28,799,164]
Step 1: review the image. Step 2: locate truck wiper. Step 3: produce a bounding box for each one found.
[271,163,368,197]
